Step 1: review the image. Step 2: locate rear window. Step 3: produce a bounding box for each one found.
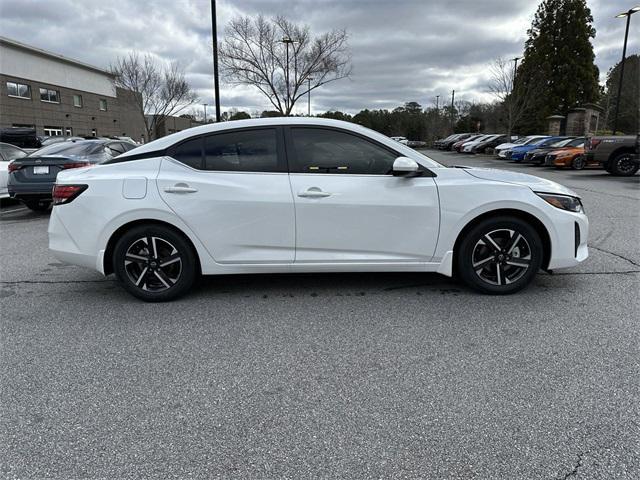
[29,142,105,157]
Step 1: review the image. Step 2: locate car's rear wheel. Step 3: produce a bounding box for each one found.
[609,152,639,176]
[571,155,586,170]
[113,225,197,302]
[457,217,543,294]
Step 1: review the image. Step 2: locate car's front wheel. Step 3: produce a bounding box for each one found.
[113,225,197,302]
[457,217,543,294]
[571,155,586,170]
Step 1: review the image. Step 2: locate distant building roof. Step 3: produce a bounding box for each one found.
[0,35,114,77]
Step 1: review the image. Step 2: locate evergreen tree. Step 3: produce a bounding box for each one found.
[516,0,600,133]
[602,55,639,134]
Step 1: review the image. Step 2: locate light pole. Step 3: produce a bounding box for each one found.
[450,89,455,133]
[612,5,639,135]
[210,0,221,122]
[281,37,295,115]
[511,56,521,90]
[307,77,314,116]
[202,103,208,123]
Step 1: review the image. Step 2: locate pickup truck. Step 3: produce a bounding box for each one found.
[584,134,639,176]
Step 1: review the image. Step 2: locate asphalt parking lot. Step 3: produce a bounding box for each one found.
[1,151,639,479]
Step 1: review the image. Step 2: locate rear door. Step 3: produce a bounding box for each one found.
[286,126,440,263]
[157,127,295,264]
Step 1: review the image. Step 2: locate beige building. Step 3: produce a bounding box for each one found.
[0,36,145,140]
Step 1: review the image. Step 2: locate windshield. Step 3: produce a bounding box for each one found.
[550,138,574,147]
[512,137,528,144]
[523,137,546,145]
[29,141,106,158]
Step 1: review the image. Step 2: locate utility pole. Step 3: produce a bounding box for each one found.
[612,7,638,135]
[307,77,314,116]
[202,103,208,123]
[210,0,221,122]
[450,89,455,133]
[435,95,440,111]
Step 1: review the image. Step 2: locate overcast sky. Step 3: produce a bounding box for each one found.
[0,0,637,115]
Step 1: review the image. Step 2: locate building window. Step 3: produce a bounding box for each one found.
[43,126,63,136]
[7,81,31,99]
[40,88,60,103]
[99,99,107,111]
[73,94,83,108]
[91,128,97,137]
[65,127,73,136]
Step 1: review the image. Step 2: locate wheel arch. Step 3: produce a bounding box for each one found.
[609,146,635,161]
[452,208,552,271]
[103,219,202,276]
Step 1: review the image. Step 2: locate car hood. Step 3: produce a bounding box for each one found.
[459,167,578,197]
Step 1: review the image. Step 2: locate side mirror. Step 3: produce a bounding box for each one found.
[392,156,421,177]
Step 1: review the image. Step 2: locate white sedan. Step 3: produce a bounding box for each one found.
[48,118,589,301]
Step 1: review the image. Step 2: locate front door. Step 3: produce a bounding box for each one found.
[157,127,295,264]
[286,127,440,263]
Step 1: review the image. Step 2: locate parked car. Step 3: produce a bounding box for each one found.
[49,118,588,301]
[452,134,484,152]
[461,134,500,153]
[544,142,590,169]
[495,136,548,158]
[0,127,41,149]
[585,135,639,176]
[439,133,473,150]
[8,139,136,211]
[470,135,508,153]
[508,137,573,162]
[0,142,28,199]
[40,136,67,147]
[390,136,409,145]
[434,134,463,149]
[524,137,582,165]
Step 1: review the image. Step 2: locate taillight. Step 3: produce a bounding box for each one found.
[61,162,92,170]
[52,184,88,205]
[7,162,21,173]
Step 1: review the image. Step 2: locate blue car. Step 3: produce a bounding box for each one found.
[507,136,569,162]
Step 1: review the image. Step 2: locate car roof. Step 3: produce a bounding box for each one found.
[118,118,417,160]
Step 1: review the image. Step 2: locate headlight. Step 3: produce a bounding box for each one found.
[536,193,584,213]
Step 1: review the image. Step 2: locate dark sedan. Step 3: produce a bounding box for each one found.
[523,137,584,165]
[8,139,136,211]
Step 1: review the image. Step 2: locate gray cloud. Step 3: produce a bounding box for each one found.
[0,0,637,114]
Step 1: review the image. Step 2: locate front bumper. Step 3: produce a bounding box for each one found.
[546,209,589,270]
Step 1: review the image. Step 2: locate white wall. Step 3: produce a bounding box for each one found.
[0,43,116,98]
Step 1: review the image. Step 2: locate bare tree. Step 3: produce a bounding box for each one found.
[220,15,352,116]
[111,52,198,140]
[488,57,537,138]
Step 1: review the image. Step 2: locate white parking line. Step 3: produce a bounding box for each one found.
[0,206,28,215]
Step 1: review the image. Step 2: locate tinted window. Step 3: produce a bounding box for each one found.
[106,142,126,155]
[290,128,397,174]
[569,138,585,147]
[172,138,203,169]
[204,129,278,172]
[28,142,105,157]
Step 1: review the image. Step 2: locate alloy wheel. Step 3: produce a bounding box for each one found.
[615,154,636,175]
[472,229,532,286]
[124,236,182,292]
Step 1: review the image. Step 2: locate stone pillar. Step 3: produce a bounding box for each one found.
[546,115,565,136]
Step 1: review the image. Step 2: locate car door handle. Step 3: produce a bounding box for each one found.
[164,185,198,194]
[298,188,332,198]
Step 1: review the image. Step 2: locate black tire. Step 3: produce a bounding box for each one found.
[24,201,51,212]
[571,155,586,170]
[609,152,639,176]
[457,216,543,294]
[113,224,197,302]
